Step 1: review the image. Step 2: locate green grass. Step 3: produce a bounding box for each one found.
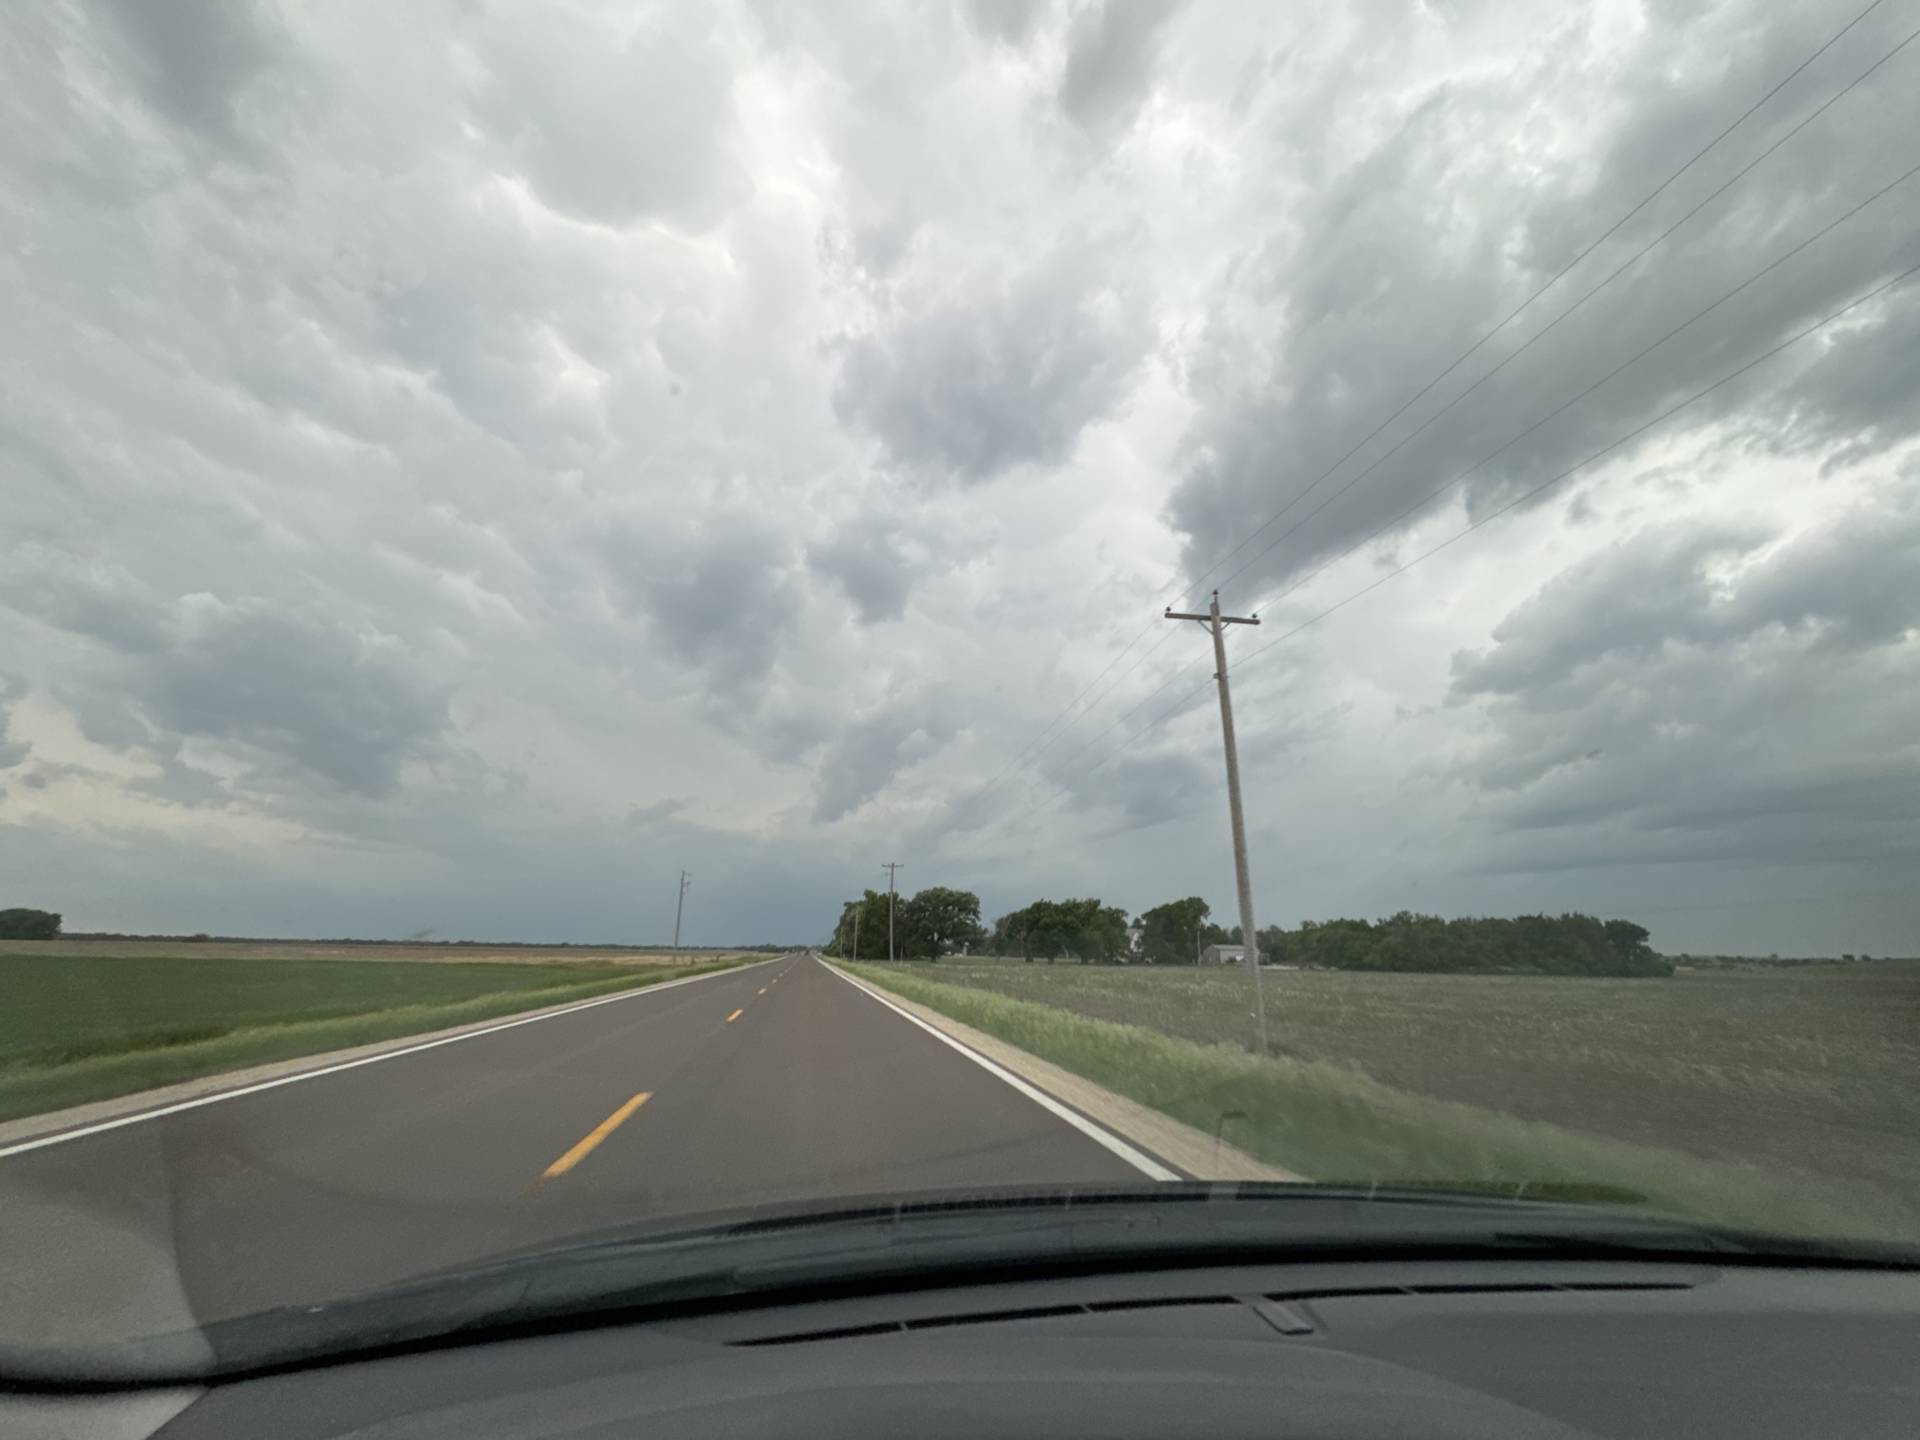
[0,953,750,1124]
[843,960,1920,1244]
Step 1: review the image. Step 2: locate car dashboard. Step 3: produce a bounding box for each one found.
[8,1255,1918,1439]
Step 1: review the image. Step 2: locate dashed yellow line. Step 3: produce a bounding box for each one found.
[726,1008,744,1023]
[542,1091,651,1180]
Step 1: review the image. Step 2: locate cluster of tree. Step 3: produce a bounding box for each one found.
[0,908,61,940]
[977,895,1251,965]
[1271,912,1669,977]
[970,893,1670,977]
[989,898,1131,962]
[826,881,1667,977]
[828,887,983,961]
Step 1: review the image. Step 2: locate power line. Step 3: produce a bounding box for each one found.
[1023,152,1920,803]
[961,0,1896,814]
[1180,0,1895,600]
[1237,156,1920,616]
[1030,251,1920,821]
[1208,15,1920,601]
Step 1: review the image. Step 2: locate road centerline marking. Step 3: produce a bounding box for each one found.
[725,1008,744,1023]
[758,987,768,995]
[542,1091,651,1180]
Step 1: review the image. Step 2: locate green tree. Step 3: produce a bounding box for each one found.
[1087,904,1131,962]
[0,908,61,940]
[1136,897,1210,964]
[828,891,895,959]
[899,886,984,961]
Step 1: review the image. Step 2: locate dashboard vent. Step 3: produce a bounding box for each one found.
[735,1296,1236,1347]
[733,1278,1698,1347]
[1278,1279,1694,1301]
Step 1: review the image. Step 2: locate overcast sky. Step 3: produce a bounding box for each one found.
[3,0,1917,953]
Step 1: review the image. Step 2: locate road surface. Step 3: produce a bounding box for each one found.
[0,955,1154,1352]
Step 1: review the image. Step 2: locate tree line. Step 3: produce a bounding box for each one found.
[828,887,985,960]
[0,908,61,940]
[828,887,1668,977]
[1275,911,1669,976]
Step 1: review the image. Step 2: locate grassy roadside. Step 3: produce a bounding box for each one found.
[840,961,1918,1244]
[0,956,754,1125]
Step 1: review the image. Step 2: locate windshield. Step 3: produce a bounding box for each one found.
[2,0,1917,1380]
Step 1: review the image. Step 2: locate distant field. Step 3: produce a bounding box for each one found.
[0,951,752,1124]
[0,938,741,966]
[845,959,1920,1243]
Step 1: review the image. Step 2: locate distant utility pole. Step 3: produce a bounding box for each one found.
[881,862,904,962]
[672,870,692,950]
[1165,590,1268,1053]
[852,907,861,961]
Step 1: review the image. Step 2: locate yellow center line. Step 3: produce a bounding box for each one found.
[542,1091,651,1180]
[726,1007,744,1023]
[758,987,768,995]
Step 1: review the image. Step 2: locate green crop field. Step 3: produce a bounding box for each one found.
[844,958,1920,1244]
[0,950,749,1124]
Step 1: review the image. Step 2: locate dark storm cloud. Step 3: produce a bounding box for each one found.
[1,569,452,797]
[0,558,168,656]
[146,597,451,796]
[4,0,1915,953]
[808,512,915,624]
[1446,483,1920,869]
[812,688,962,823]
[1166,2,1920,607]
[834,235,1153,482]
[97,0,283,143]
[601,513,803,695]
[1058,0,1183,134]
[1082,749,1212,833]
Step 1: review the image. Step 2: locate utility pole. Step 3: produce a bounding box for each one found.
[1165,590,1268,1053]
[851,906,861,961]
[672,870,692,951]
[881,862,903,962]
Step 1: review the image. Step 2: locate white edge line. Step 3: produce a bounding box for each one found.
[824,961,1180,1183]
[0,955,790,1161]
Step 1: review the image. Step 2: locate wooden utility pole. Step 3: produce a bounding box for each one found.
[1165,590,1268,1053]
[672,870,692,950]
[881,862,904,962]
[851,907,861,961]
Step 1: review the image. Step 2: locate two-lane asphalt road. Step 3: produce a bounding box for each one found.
[0,955,1155,1352]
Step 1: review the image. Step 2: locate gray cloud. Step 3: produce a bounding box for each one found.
[1446,483,1920,870]
[1,565,452,797]
[2,0,1916,956]
[96,0,283,144]
[1058,0,1182,134]
[834,235,1153,482]
[812,687,962,823]
[601,512,803,697]
[467,5,742,229]
[1166,2,1920,609]
[0,674,30,770]
[808,512,916,624]
[966,0,1051,48]
[146,596,451,796]
[0,558,169,656]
